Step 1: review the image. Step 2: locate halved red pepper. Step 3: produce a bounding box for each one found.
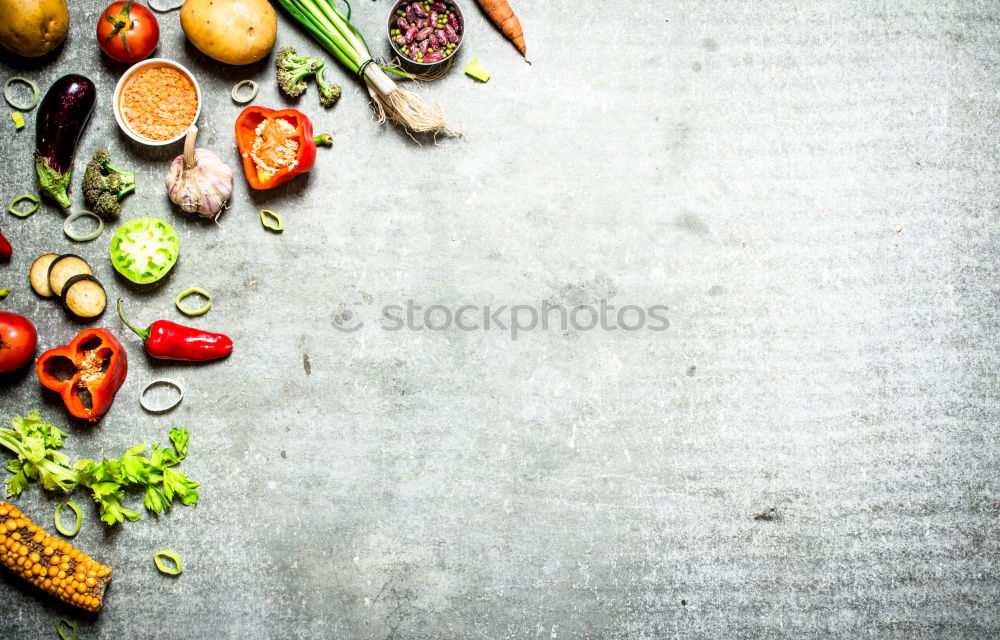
[235,106,328,190]
[36,329,128,422]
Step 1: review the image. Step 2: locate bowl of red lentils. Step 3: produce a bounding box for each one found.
[113,58,201,146]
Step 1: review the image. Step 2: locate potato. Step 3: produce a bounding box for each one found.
[180,0,276,65]
[0,0,69,57]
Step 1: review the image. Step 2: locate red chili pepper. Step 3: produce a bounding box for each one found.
[0,227,11,262]
[36,329,128,422]
[117,299,232,362]
[234,106,329,190]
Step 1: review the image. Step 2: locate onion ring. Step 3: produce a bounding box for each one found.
[148,0,185,11]
[63,210,104,242]
[4,77,40,111]
[140,378,184,413]
[231,80,259,104]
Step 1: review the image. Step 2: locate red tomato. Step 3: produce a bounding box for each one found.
[0,312,37,373]
[97,1,159,63]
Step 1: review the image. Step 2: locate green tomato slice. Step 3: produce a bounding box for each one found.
[109,217,180,284]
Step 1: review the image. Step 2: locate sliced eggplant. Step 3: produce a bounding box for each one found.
[61,274,107,320]
[48,254,93,297]
[30,253,60,297]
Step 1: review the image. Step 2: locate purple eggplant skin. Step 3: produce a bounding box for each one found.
[35,74,96,209]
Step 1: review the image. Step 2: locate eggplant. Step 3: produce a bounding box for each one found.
[47,254,93,297]
[61,274,107,320]
[30,253,60,297]
[35,75,96,209]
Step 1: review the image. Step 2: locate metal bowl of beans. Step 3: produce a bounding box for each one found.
[387,0,465,67]
[113,58,202,146]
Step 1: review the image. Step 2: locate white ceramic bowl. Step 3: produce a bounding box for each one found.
[113,58,201,146]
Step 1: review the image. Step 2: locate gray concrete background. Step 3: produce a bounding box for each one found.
[1,0,998,637]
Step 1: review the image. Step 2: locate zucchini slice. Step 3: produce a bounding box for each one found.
[29,253,60,297]
[61,274,107,320]
[48,254,93,297]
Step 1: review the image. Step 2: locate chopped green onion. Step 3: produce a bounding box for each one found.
[4,77,40,111]
[260,209,284,232]
[0,289,9,298]
[56,618,77,640]
[63,210,104,242]
[10,111,24,130]
[8,194,39,217]
[465,59,491,83]
[231,80,259,104]
[54,501,82,537]
[154,550,183,575]
[175,288,212,316]
[140,378,184,413]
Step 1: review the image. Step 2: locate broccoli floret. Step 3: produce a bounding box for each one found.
[94,192,121,218]
[276,46,322,98]
[314,62,342,108]
[82,150,135,218]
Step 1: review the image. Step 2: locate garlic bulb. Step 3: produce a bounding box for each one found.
[166,125,233,220]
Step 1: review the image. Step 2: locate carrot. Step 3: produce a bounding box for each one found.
[476,0,529,63]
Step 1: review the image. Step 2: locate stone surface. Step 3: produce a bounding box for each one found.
[1,0,998,638]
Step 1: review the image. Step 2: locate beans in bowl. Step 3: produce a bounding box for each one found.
[390,1,463,64]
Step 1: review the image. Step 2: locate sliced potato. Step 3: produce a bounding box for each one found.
[61,275,107,320]
[48,254,92,297]
[29,253,59,297]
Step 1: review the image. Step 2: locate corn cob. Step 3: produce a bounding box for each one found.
[0,501,112,612]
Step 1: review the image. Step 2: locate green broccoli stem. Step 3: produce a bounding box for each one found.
[285,66,315,86]
[106,163,135,195]
[105,162,131,176]
[284,53,318,68]
[313,63,342,107]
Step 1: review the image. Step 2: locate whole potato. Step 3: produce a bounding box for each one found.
[180,0,276,65]
[0,0,69,57]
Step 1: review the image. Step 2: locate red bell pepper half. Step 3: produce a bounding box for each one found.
[36,329,127,422]
[234,106,329,190]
